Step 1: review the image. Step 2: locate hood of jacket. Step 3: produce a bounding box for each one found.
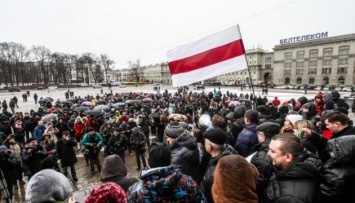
[323,92,333,102]
[101,155,127,182]
[172,131,197,150]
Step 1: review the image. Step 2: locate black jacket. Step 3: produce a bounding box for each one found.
[170,131,200,183]
[251,140,274,201]
[320,135,355,203]
[56,137,77,167]
[201,144,237,203]
[263,150,322,203]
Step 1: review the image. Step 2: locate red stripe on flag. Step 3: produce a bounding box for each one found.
[168,39,245,75]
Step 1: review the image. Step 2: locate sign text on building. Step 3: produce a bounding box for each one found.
[280,32,328,44]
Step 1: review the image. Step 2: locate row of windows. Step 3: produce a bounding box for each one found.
[285,67,349,75]
[284,58,349,68]
[284,76,346,85]
[284,46,350,60]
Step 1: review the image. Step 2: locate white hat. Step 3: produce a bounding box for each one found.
[285,114,303,126]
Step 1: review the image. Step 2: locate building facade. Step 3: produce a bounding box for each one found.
[273,33,355,86]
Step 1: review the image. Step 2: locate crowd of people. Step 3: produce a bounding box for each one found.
[0,86,355,202]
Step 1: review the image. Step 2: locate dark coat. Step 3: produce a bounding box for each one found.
[236,123,258,157]
[251,140,274,201]
[262,150,322,203]
[201,145,237,203]
[170,131,200,183]
[56,137,77,167]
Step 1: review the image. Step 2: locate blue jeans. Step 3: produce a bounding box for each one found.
[63,165,77,179]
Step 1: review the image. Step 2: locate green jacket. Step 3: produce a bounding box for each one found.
[81,132,103,149]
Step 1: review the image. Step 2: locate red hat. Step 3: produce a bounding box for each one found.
[315,92,323,99]
[85,183,127,203]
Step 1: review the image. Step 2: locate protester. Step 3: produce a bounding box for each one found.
[56,131,78,181]
[212,155,259,203]
[81,127,103,175]
[101,155,138,192]
[130,127,147,170]
[25,169,71,203]
[235,110,259,157]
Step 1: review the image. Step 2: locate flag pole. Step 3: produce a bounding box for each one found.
[238,25,256,109]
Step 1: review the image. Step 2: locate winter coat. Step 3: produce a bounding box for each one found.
[101,154,138,192]
[170,131,200,183]
[128,165,207,202]
[250,140,274,201]
[231,118,245,142]
[333,98,349,110]
[262,150,322,203]
[56,137,77,167]
[201,145,237,203]
[236,123,258,157]
[272,97,280,106]
[22,144,48,175]
[318,135,355,203]
[108,134,128,155]
[314,100,325,116]
[73,123,85,138]
[33,125,46,142]
[0,152,19,182]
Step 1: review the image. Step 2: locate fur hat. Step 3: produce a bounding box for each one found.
[25,169,71,203]
[85,182,127,203]
[148,142,171,168]
[285,114,303,126]
[164,122,184,138]
[203,128,227,145]
[256,122,280,139]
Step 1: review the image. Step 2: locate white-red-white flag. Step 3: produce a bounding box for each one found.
[167,25,247,87]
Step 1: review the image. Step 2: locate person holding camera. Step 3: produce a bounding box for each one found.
[21,137,47,180]
[130,127,147,170]
[56,131,78,181]
[0,145,19,201]
[107,128,128,163]
[81,127,103,175]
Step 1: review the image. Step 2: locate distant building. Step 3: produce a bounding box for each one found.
[273,33,355,86]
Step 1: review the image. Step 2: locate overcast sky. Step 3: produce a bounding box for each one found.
[1,0,355,69]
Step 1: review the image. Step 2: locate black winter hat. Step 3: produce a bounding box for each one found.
[256,122,280,139]
[164,122,184,138]
[234,106,246,119]
[148,142,171,168]
[257,105,267,114]
[278,106,289,116]
[203,128,227,145]
[331,91,341,98]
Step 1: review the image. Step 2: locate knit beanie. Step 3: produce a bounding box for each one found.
[148,142,171,168]
[203,128,227,145]
[164,122,184,138]
[25,169,71,203]
[85,182,127,203]
[285,114,303,126]
[256,122,280,139]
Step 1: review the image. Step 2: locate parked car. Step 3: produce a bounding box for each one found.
[334,87,344,91]
[342,86,353,92]
[8,87,21,92]
[92,84,102,89]
[323,86,330,91]
[48,85,58,90]
[119,85,126,88]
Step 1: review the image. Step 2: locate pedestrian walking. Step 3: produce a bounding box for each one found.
[33,93,38,104]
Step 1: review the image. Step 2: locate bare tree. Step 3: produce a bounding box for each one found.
[99,54,114,83]
[31,46,51,84]
[128,59,142,83]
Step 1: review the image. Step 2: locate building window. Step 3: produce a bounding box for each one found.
[309,50,318,59]
[284,62,292,68]
[265,57,272,63]
[322,59,332,66]
[296,62,304,67]
[284,70,291,75]
[338,76,345,85]
[309,77,315,84]
[339,46,350,56]
[309,61,317,67]
[296,51,304,60]
[265,64,272,69]
[337,67,348,73]
[308,68,317,74]
[296,77,302,84]
[323,77,329,85]
[322,68,332,74]
[338,58,348,65]
[285,52,292,60]
[296,69,303,75]
[323,48,333,57]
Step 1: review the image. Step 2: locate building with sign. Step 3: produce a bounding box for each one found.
[273,33,355,86]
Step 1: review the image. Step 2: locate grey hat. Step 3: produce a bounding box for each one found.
[25,169,71,203]
[164,122,184,138]
[256,122,280,139]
